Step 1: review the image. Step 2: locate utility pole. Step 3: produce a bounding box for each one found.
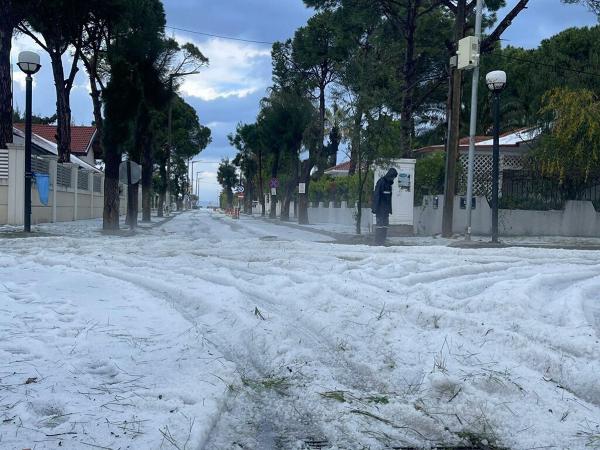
[442,0,467,238]
[465,0,484,241]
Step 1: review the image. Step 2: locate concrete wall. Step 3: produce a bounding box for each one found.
[308,202,372,230]
[415,195,492,236]
[0,142,136,225]
[415,195,600,237]
[27,183,132,225]
[0,181,7,224]
[253,198,373,230]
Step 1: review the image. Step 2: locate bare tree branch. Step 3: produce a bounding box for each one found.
[481,0,531,53]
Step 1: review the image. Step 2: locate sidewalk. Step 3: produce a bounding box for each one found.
[0,211,187,239]
[249,214,600,250]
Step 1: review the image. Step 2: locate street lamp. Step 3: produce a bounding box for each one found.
[486,70,507,243]
[17,51,41,233]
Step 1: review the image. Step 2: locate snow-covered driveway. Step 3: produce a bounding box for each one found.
[1,210,599,449]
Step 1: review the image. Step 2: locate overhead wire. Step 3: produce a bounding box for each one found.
[493,53,600,80]
[166,25,600,80]
[165,25,276,46]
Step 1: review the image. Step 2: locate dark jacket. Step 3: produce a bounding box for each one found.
[372,168,398,215]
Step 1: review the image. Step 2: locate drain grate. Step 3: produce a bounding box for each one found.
[304,438,330,449]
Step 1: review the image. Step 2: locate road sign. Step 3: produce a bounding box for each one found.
[269,178,279,189]
[237,193,245,199]
[298,183,306,194]
[119,161,142,185]
[233,185,245,193]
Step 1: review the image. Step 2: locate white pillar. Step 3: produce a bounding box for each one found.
[49,159,57,223]
[7,143,25,225]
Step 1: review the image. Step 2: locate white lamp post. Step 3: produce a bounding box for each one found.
[486,70,507,243]
[17,51,42,233]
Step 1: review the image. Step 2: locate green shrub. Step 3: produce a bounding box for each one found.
[415,153,445,206]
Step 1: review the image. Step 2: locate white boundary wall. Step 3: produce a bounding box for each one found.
[253,198,373,230]
[0,143,138,226]
[415,195,600,237]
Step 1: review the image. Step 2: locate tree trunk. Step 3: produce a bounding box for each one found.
[441,0,466,238]
[50,52,73,163]
[89,79,104,159]
[348,106,362,176]
[127,102,146,227]
[103,150,121,230]
[315,81,327,178]
[227,189,233,209]
[269,149,280,219]
[281,196,291,221]
[142,136,153,222]
[269,192,277,218]
[280,178,295,221]
[157,156,167,217]
[0,24,13,149]
[258,149,265,216]
[139,105,152,222]
[356,165,364,235]
[244,176,253,214]
[126,181,139,228]
[158,194,164,217]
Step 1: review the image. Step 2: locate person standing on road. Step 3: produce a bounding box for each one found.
[372,168,398,246]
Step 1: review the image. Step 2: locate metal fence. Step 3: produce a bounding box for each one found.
[500,170,600,210]
[77,169,89,191]
[32,156,50,175]
[0,149,8,178]
[57,164,72,188]
[93,174,101,193]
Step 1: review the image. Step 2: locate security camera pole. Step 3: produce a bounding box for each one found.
[465,0,483,241]
[444,7,481,238]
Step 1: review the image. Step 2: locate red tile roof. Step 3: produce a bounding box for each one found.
[326,160,353,172]
[13,123,96,155]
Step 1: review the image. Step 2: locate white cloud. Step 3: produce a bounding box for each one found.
[10,35,41,91]
[174,36,271,102]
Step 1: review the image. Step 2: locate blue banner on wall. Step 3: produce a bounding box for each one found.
[34,173,50,206]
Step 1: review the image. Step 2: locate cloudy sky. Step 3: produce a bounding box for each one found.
[11,0,598,203]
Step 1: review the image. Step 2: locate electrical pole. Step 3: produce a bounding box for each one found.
[465,0,484,241]
[442,0,467,238]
